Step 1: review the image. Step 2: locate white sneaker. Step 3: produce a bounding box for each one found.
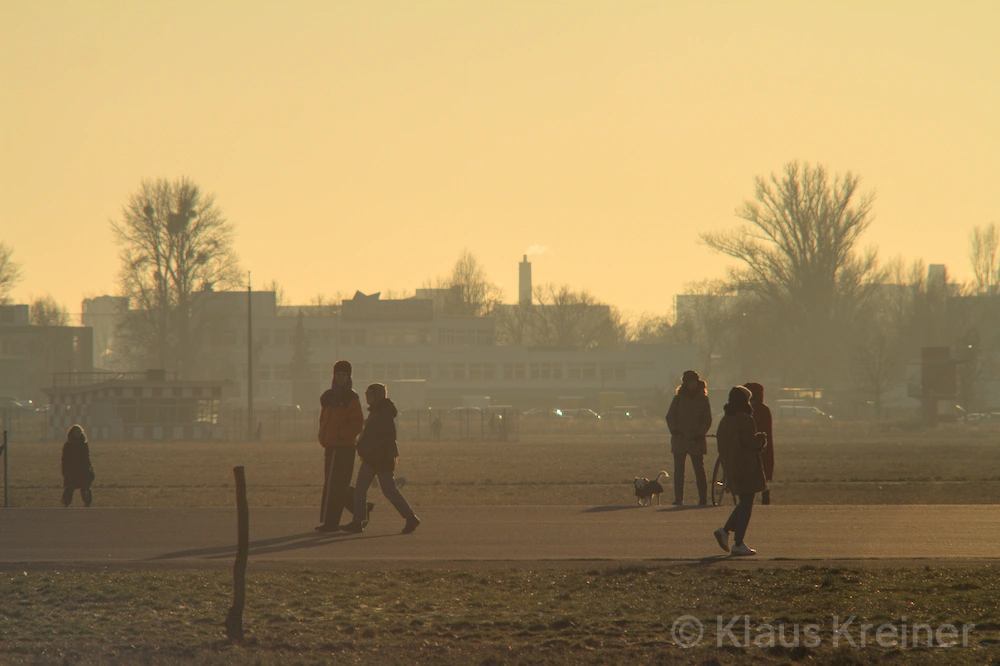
[731,543,757,557]
[713,528,730,552]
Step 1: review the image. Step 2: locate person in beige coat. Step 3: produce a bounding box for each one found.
[713,386,768,556]
[665,370,713,505]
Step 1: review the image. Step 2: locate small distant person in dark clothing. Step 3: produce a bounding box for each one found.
[61,424,95,507]
[343,383,420,534]
[430,414,443,441]
[665,370,713,505]
[316,360,365,533]
[745,382,774,505]
[713,386,768,556]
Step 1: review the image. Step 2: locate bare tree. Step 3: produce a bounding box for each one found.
[969,223,1000,295]
[309,293,343,316]
[111,177,242,375]
[853,316,903,418]
[30,294,70,326]
[495,302,534,346]
[0,241,22,305]
[628,313,673,344]
[701,161,884,387]
[531,284,618,349]
[263,279,287,307]
[430,249,503,317]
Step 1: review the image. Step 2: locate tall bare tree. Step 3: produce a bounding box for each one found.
[111,177,242,375]
[701,161,884,387]
[969,222,1000,295]
[430,249,503,317]
[30,294,70,326]
[0,241,22,305]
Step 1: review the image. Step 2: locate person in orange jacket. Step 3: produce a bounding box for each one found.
[316,360,365,532]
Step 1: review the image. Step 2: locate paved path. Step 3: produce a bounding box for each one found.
[0,505,997,567]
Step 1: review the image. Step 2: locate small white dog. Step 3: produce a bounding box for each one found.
[633,471,668,506]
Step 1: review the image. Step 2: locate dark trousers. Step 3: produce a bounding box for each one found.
[724,493,755,545]
[62,486,92,507]
[320,446,356,527]
[353,462,414,522]
[672,452,707,504]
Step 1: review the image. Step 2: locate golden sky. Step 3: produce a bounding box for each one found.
[2,1,998,321]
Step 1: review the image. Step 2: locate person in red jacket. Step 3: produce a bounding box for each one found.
[745,382,773,505]
[316,360,365,532]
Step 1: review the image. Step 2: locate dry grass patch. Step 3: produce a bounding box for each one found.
[0,564,997,664]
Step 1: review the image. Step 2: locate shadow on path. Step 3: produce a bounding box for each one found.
[151,530,399,561]
[581,505,639,513]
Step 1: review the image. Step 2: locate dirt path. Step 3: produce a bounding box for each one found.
[1,505,997,567]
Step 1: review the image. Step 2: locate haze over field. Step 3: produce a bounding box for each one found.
[2,1,998,318]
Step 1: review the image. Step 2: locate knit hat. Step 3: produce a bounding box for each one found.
[682,370,700,384]
[728,385,752,406]
[333,360,352,376]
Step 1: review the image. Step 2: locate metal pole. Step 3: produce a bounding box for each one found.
[247,278,254,441]
[2,430,7,507]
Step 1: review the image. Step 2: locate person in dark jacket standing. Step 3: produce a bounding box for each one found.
[316,360,365,532]
[713,386,768,556]
[61,424,95,507]
[745,382,774,505]
[665,370,713,505]
[342,383,420,534]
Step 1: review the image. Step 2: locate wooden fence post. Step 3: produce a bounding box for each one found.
[225,465,249,641]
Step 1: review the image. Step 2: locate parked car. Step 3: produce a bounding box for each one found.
[523,408,565,419]
[570,408,601,420]
[601,406,643,420]
[775,405,832,420]
[0,397,37,414]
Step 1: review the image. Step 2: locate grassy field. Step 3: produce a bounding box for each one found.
[5,420,1000,508]
[0,563,997,665]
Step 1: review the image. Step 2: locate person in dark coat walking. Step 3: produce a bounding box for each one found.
[665,370,713,505]
[316,360,366,532]
[342,383,420,534]
[713,386,768,556]
[61,424,95,507]
[745,382,774,505]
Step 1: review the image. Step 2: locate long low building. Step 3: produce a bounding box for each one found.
[44,371,227,441]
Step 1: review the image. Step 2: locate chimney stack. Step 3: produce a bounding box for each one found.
[519,255,532,307]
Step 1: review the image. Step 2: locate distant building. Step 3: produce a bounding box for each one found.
[0,304,94,403]
[82,295,127,368]
[178,290,692,409]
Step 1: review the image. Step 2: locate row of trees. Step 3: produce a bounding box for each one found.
[9,166,996,416]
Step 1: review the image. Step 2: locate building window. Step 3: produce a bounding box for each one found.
[614,363,626,380]
[476,329,491,345]
[438,329,455,344]
[582,363,597,380]
[552,363,563,380]
[452,363,466,380]
[419,364,432,379]
[567,363,581,380]
[386,364,401,380]
[339,330,352,346]
[437,363,451,381]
